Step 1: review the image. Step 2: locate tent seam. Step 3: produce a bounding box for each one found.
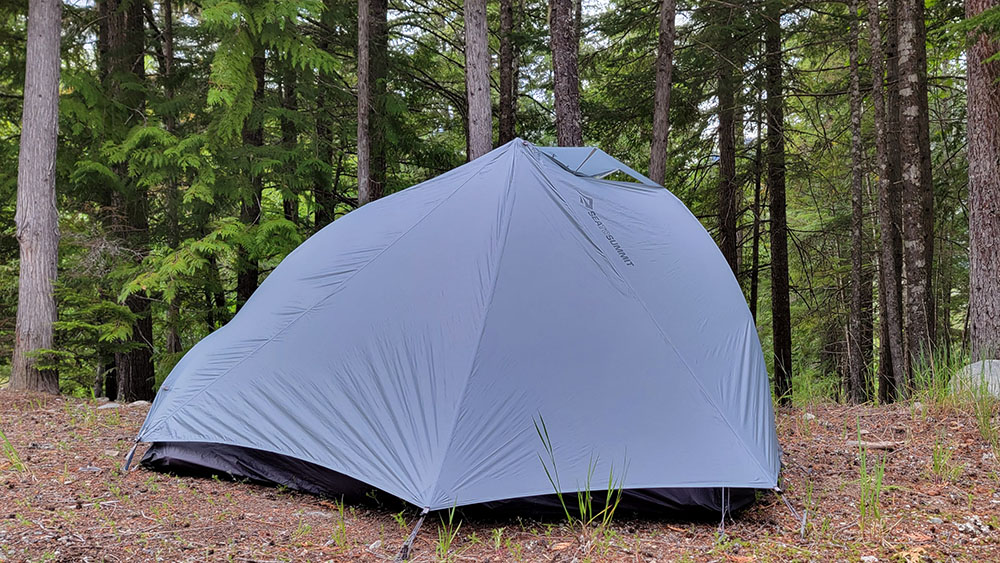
[423,146,520,507]
[529,151,777,486]
[140,148,510,440]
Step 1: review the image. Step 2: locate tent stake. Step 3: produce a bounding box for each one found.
[773,487,806,539]
[395,507,429,561]
[121,439,139,473]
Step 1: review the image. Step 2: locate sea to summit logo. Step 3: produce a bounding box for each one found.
[577,193,635,267]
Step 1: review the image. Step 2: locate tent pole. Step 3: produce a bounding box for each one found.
[395,507,430,561]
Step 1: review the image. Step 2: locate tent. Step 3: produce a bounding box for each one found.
[134,139,781,515]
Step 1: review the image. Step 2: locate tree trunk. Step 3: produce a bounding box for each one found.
[765,0,792,405]
[717,56,738,276]
[967,0,1000,361]
[648,0,676,185]
[236,50,265,311]
[465,0,492,159]
[282,64,299,224]
[897,0,935,368]
[104,0,155,402]
[869,0,908,400]
[162,0,182,356]
[315,2,337,228]
[749,98,763,322]
[847,0,871,403]
[10,0,62,394]
[549,0,582,146]
[499,0,517,144]
[358,0,388,205]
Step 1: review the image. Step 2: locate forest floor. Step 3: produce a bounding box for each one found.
[1,390,999,562]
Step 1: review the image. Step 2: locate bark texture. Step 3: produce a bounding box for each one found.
[766,0,793,404]
[11,0,62,394]
[549,0,582,146]
[465,0,492,159]
[869,0,908,400]
[716,59,738,276]
[358,0,389,205]
[897,0,935,367]
[648,0,676,186]
[236,50,265,311]
[499,0,518,143]
[967,0,1000,360]
[847,0,872,403]
[104,0,155,402]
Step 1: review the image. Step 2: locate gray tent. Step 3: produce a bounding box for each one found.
[136,139,781,514]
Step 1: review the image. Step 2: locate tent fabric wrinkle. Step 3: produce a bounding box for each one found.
[137,139,781,513]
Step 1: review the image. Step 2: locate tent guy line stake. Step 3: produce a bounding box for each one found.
[395,507,430,561]
[122,438,139,473]
[773,487,807,539]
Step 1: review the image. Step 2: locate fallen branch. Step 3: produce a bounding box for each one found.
[847,440,903,450]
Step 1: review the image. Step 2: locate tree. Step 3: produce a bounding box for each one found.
[847,0,872,403]
[869,0,908,400]
[498,0,518,144]
[103,0,155,402]
[550,0,582,146]
[10,0,61,394]
[898,0,935,368]
[648,0,676,185]
[967,0,1000,360]
[465,0,492,158]
[236,49,265,310]
[765,0,792,404]
[358,0,388,204]
[715,3,738,276]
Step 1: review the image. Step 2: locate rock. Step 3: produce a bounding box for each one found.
[96,397,110,403]
[78,466,101,473]
[128,400,151,408]
[930,517,943,524]
[103,450,119,457]
[861,556,878,563]
[803,413,816,421]
[97,402,121,410]
[951,360,1000,398]
[304,510,330,518]
[28,443,54,450]
[367,540,382,551]
[955,516,990,535]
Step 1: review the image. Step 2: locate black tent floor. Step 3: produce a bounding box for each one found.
[141,441,758,519]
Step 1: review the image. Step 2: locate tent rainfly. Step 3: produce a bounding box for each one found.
[132,139,781,517]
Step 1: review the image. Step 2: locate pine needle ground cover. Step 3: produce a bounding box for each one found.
[1,390,998,561]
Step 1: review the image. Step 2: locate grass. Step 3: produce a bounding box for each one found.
[435,505,461,561]
[930,433,965,482]
[1,426,25,472]
[534,415,627,530]
[856,428,886,535]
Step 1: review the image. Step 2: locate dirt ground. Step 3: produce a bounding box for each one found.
[1,390,998,562]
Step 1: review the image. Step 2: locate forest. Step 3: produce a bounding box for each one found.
[2,0,1000,406]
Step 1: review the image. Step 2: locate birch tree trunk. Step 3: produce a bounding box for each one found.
[967,0,1000,361]
[869,0,909,400]
[549,0,582,146]
[465,0,492,159]
[897,0,935,368]
[648,0,676,186]
[847,0,872,403]
[499,0,517,144]
[10,0,62,394]
[765,0,793,404]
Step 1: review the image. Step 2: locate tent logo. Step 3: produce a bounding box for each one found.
[578,194,635,267]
